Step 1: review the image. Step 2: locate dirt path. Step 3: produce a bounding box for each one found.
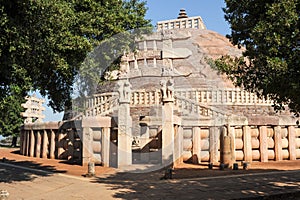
[1,147,300,179]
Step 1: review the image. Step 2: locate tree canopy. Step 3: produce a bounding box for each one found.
[0,0,151,138]
[213,0,300,114]
[0,0,151,112]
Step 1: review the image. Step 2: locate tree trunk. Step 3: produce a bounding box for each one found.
[11,136,18,147]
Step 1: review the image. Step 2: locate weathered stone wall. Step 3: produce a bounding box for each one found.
[183,122,300,165]
[20,121,82,163]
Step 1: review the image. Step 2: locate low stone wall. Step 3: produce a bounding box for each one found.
[20,121,82,163]
[184,121,300,165]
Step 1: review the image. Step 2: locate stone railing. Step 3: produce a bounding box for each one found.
[175,88,273,106]
[174,95,229,117]
[20,121,82,163]
[131,89,162,106]
[83,88,273,117]
[183,123,300,164]
[85,93,118,117]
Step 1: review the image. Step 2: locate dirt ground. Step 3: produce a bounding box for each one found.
[1,147,300,179]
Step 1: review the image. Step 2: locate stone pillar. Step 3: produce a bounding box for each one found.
[117,80,132,167]
[209,127,219,164]
[117,103,132,167]
[25,130,30,156]
[49,130,56,159]
[259,126,268,162]
[228,126,236,165]
[274,126,282,161]
[173,125,181,166]
[102,127,110,167]
[220,126,235,167]
[42,130,48,158]
[192,126,201,164]
[161,97,174,167]
[57,131,65,159]
[68,129,75,160]
[140,125,150,163]
[82,127,93,165]
[35,130,42,158]
[177,126,184,164]
[288,126,296,160]
[243,126,252,162]
[29,130,35,157]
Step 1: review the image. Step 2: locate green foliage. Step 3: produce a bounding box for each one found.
[214,0,300,114]
[0,85,25,137]
[0,0,151,137]
[0,0,151,112]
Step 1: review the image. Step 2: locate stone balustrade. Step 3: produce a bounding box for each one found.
[20,121,82,163]
[175,88,273,106]
[85,93,118,117]
[83,88,273,117]
[185,124,300,165]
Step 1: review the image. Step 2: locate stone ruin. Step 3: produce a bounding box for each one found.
[20,10,300,170]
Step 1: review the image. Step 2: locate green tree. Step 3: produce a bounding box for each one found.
[213,0,300,113]
[0,85,26,147]
[0,0,151,139]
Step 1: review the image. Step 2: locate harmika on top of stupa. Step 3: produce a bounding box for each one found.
[156,8,206,31]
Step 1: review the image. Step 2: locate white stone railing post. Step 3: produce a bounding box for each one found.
[259,126,268,162]
[288,126,296,160]
[192,126,201,164]
[117,80,132,167]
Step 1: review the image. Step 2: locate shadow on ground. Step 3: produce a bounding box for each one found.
[0,154,67,183]
[92,164,300,200]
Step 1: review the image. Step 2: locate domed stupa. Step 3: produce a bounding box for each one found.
[20,10,300,170]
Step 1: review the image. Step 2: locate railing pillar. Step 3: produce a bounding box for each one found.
[42,130,48,158]
[29,130,35,157]
[209,126,219,164]
[288,126,296,160]
[259,126,268,162]
[35,130,42,158]
[243,126,252,162]
[49,130,56,159]
[192,126,201,164]
[274,126,282,161]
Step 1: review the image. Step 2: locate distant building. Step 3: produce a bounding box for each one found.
[21,94,45,123]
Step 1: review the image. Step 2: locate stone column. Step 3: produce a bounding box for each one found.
[117,80,132,167]
[82,127,93,165]
[173,125,181,166]
[161,93,175,167]
[259,126,268,162]
[140,125,150,163]
[102,127,110,167]
[25,130,30,156]
[49,130,56,159]
[35,130,42,158]
[274,126,282,161]
[288,126,296,160]
[117,104,132,167]
[209,127,219,164]
[57,131,65,159]
[68,129,75,160]
[243,126,252,162]
[228,126,236,165]
[220,126,235,167]
[42,130,48,158]
[192,126,201,164]
[29,130,35,157]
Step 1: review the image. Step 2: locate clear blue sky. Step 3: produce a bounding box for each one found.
[145,0,230,36]
[43,1,230,122]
